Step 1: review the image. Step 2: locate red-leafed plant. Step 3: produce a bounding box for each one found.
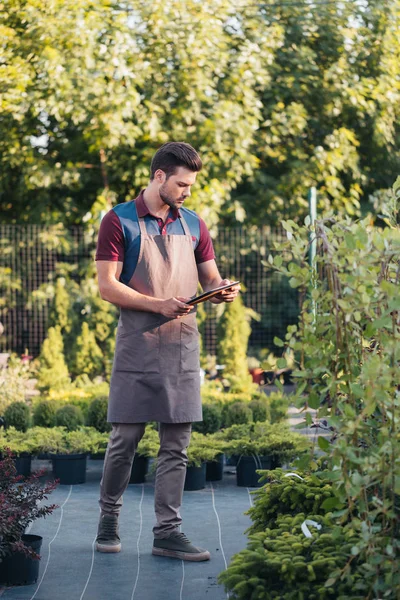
[0,449,59,561]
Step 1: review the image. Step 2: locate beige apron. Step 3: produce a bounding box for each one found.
[108,214,201,423]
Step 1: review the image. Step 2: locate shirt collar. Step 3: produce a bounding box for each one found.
[135,190,180,220]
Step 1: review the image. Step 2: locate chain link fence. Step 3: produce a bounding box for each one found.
[0,225,299,358]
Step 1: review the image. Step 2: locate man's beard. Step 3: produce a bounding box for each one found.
[159,183,184,211]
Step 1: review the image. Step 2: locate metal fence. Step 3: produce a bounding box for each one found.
[0,224,299,358]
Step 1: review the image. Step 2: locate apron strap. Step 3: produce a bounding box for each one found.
[179,214,192,237]
[138,216,148,237]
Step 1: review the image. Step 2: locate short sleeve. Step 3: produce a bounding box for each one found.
[95,209,125,262]
[194,217,215,264]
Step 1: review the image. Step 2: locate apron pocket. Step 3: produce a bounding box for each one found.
[114,327,160,373]
[180,322,200,373]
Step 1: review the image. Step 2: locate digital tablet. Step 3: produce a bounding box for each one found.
[186,281,240,305]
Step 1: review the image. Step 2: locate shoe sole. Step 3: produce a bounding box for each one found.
[152,547,210,561]
[95,542,121,553]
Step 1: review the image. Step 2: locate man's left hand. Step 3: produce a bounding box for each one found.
[211,279,241,304]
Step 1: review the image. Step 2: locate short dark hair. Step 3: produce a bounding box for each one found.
[150,142,202,180]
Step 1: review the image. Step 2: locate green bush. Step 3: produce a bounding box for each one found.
[216,294,254,387]
[268,392,290,423]
[248,399,268,422]
[192,403,222,434]
[246,469,335,534]
[33,400,57,428]
[3,401,30,432]
[72,322,104,379]
[221,402,253,428]
[219,513,361,599]
[55,405,84,431]
[38,326,70,391]
[86,397,111,433]
[219,422,310,464]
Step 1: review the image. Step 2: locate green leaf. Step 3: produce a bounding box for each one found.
[277,358,287,369]
[273,336,284,347]
[318,436,330,452]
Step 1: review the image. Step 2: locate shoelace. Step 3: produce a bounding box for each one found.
[172,532,191,544]
[100,517,119,537]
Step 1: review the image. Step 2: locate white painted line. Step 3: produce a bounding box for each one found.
[210,483,229,599]
[28,485,73,600]
[79,534,96,600]
[179,555,185,600]
[246,488,253,508]
[131,484,144,600]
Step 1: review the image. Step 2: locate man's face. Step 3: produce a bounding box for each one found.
[157,167,197,211]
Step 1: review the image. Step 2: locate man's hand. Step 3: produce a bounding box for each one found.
[159,296,194,319]
[211,279,241,304]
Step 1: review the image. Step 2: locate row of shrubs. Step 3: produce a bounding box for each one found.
[1,422,309,468]
[2,397,110,433]
[3,388,291,436]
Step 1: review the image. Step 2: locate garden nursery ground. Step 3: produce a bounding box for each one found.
[0,458,254,600]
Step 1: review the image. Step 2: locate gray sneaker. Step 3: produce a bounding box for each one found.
[152,531,210,561]
[95,513,121,553]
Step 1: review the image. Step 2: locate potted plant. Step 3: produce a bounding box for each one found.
[185,433,224,491]
[0,449,58,586]
[0,427,40,477]
[220,423,309,487]
[130,428,159,484]
[204,435,226,482]
[30,426,94,485]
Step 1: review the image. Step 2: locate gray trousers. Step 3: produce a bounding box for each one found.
[99,422,191,539]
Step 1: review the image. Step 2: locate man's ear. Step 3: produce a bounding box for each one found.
[154,169,166,183]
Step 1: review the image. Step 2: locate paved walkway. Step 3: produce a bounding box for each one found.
[1,460,253,600]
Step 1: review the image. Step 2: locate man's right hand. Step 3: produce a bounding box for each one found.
[158,297,193,319]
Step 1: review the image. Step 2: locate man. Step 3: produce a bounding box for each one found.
[95,142,240,562]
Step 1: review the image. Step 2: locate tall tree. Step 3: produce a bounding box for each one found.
[1,0,399,226]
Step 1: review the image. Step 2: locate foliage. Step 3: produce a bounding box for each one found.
[37,326,70,391]
[219,422,310,464]
[192,403,222,435]
[187,432,226,467]
[55,405,84,432]
[221,402,253,429]
[43,381,110,416]
[86,397,111,433]
[0,427,40,456]
[3,401,30,432]
[218,513,362,600]
[0,355,34,414]
[2,2,399,227]
[269,178,400,597]
[246,470,335,535]
[216,294,254,385]
[248,399,268,423]
[32,400,57,428]
[28,426,101,455]
[70,322,104,379]
[0,450,58,560]
[267,392,290,424]
[136,427,160,458]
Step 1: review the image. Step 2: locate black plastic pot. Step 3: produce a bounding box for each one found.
[90,452,106,460]
[0,534,42,586]
[184,463,206,491]
[51,453,87,485]
[236,455,274,487]
[129,455,149,484]
[14,454,32,477]
[206,453,224,482]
